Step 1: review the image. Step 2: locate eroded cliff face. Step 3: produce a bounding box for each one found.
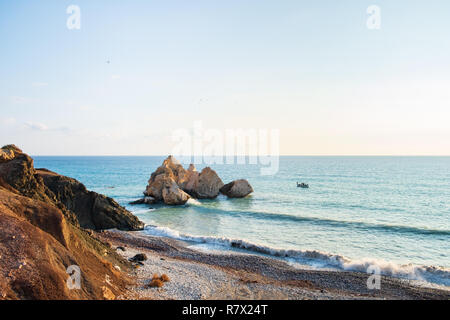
[0,145,143,231]
[37,169,144,231]
[0,145,142,300]
[0,146,54,203]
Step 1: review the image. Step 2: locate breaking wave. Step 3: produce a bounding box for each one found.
[143,224,450,288]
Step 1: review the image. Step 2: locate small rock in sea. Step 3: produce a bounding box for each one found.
[129,199,144,205]
[116,246,126,252]
[129,253,147,262]
[220,179,253,198]
[129,196,157,205]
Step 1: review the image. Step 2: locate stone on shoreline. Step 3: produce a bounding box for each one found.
[220,179,253,198]
[130,253,148,262]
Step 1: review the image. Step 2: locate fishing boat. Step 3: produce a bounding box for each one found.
[297,182,309,188]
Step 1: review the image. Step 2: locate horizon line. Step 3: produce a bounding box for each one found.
[31,154,450,157]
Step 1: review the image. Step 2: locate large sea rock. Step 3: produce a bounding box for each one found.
[220,179,253,198]
[162,179,190,205]
[188,167,224,199]
[178,163,199,192]
[144,155,187,201]
[144,156,224,204]
[143,156,259,204]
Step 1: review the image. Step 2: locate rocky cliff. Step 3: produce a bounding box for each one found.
[37,168,143,231]
[0,145,143,231]
[0,145,143,299]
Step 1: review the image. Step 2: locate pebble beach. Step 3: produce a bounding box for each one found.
[97,230,450,300]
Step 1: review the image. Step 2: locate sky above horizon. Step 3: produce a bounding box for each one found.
[1,0,450,156]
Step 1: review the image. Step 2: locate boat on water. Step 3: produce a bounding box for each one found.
[297,182,309,188]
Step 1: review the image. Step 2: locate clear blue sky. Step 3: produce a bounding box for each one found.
[1,0,449,155]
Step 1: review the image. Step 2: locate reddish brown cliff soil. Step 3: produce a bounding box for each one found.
[0,145,141,300]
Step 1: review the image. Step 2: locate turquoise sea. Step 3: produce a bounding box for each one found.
[33,156,450,287]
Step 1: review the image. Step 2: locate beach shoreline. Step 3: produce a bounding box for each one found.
[96,229,450,300]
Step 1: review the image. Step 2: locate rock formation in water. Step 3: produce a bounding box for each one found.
[143,156,191,205]
[141,156,253,205]
[144,156,225,205]
[220,179,254,198]
[188,167,224,199]
[178,163,199,192]
[0,145,143,299]
[162,178,190,205]
[129,196,156,205]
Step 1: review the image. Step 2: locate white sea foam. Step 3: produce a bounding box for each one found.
[186,198,202,206]
[143,224,450,288]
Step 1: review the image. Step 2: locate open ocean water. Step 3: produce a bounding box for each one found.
[33,156,450,288]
